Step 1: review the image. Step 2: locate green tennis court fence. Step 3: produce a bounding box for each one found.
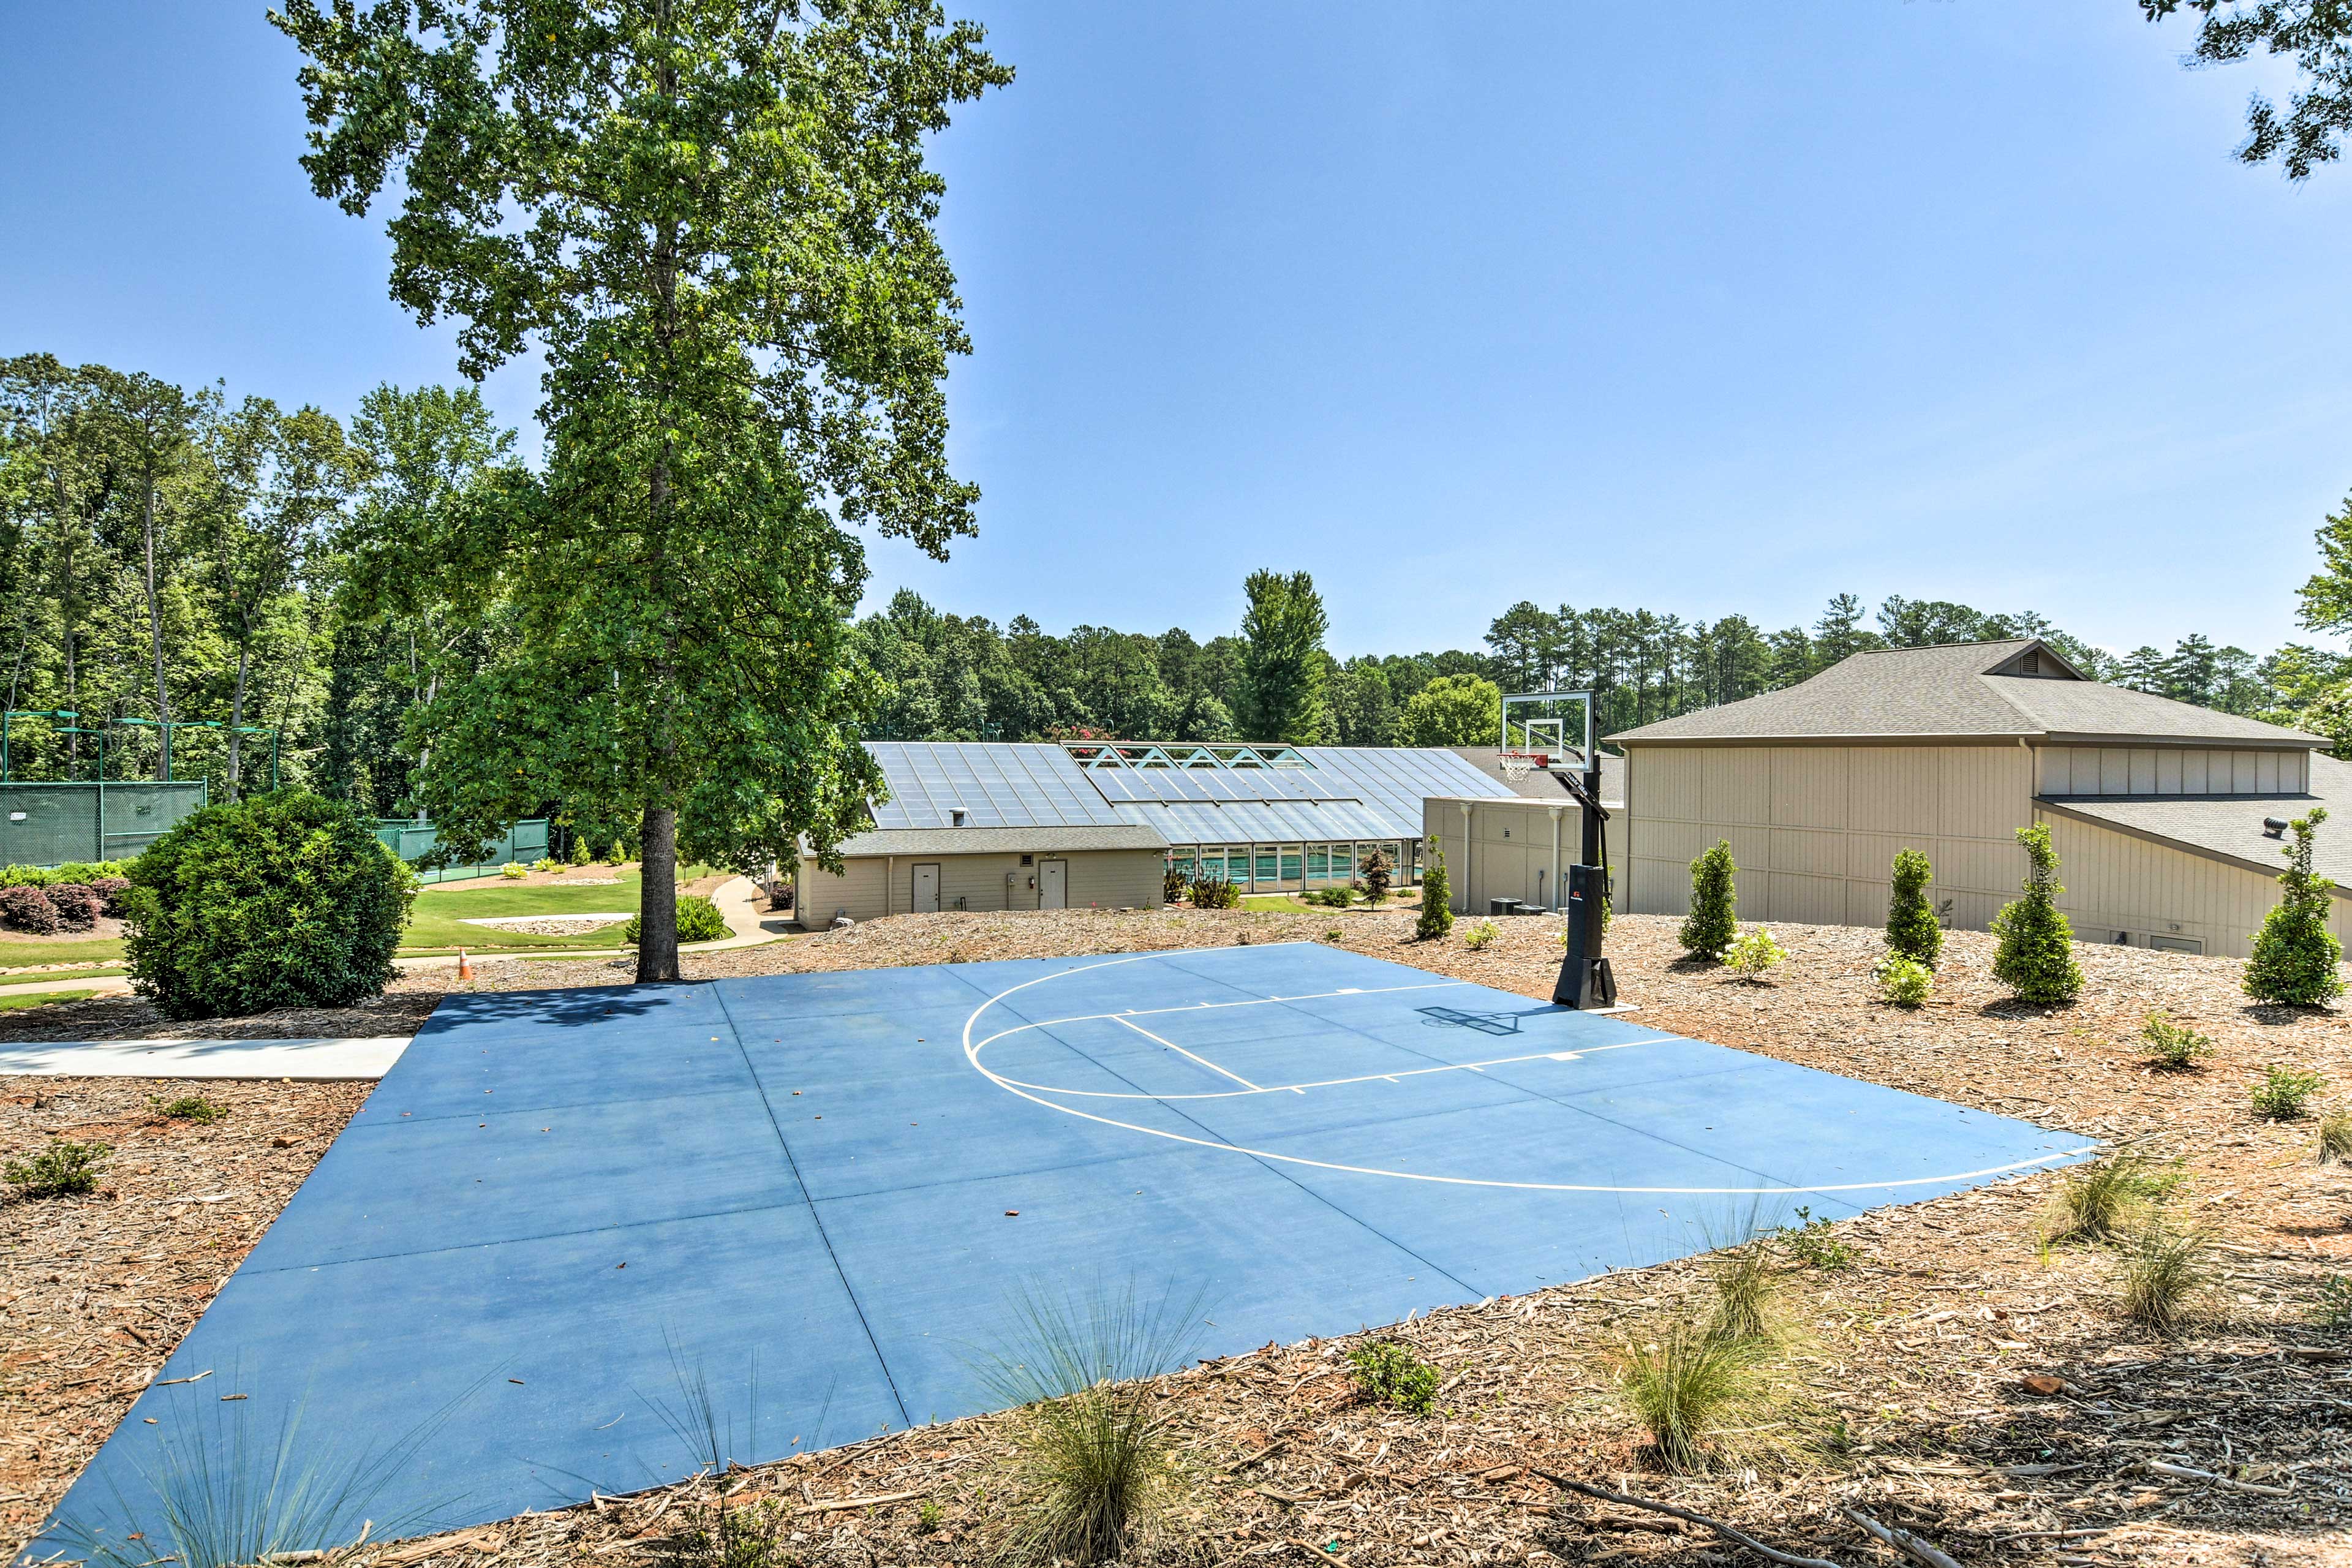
[0,781,210,868]
[374,819,551,884]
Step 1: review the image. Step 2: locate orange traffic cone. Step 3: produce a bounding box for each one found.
[456,947,475,982]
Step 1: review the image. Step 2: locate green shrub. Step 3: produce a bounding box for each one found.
[1303,885,1354,908]
[499,861,528,880]
[5,1139,110,1198]
[568,836,593,867]
[1186,876,1238,910]
[2140,1011,2214,1071]
[1162,864,1186,905]
[1360,848,1393,907]
[1461,918,1498,951]
[530,857,560,873]
[2244,808,2345,1006]
[1721,925,1785,982]
[2251,1063,2324,1120]
[153,1095,224,1124]
[1415,837,1454,940]
[1777,1205,1854,1271]
[1346,1339,1441,1415]
[1884,848,1942,968]
[1992,824,2082,1005]
[1679,840,1736,957]
[624,893,729,946]
[1875,954,1932,1008]
[605,839,628,864]
[122,792,417,1022]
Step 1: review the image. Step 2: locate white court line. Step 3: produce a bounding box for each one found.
[982,1038,1671,1101]
[971,978,1476,1053]
[958,951,2087,1196]
[1110,1012,1261,1090]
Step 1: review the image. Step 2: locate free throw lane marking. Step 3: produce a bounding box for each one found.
[959,950,2086,1196]
[1109,1012,1261,1090]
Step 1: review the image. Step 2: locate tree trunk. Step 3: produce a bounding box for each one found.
[140,467,173,779]
[227,644,249,800]
[636,805,681,982]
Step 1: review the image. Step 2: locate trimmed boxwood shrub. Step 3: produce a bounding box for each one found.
[622,892,729,946]
[45,883,101,931]
[1679,840,1737,957]
[123,792,417,1021]
[0,884,59,934]
[1884,848,1942,969]
[1991,823,2083,1006]
[2244,808,2345,1006]
[1415,837,1455,940]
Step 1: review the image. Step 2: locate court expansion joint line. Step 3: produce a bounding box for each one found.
[716,985,913,1431]
[962,949,2084,1197]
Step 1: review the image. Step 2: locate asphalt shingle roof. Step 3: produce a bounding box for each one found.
[1607,641,2324,748]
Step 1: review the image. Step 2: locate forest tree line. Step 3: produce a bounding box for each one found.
[8,355,2351,827]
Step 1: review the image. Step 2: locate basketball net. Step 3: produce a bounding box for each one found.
[1498,751,1536,780]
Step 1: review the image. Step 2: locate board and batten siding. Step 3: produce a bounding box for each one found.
[1624,743,2035,933]
[2036,746,2306,797]
[797,848,1164,924]
[1419,796,1629,915]
[2035,809,2350,962]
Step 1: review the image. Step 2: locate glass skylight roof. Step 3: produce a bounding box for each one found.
[865,741,1513,842]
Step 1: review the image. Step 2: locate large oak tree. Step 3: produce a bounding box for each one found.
[273,0,1011,978]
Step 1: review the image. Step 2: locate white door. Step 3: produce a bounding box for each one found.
[1039,859,1068,910]
[913,862,941,914]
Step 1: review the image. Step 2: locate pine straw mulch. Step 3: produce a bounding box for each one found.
[0,1077,371,1548]
[7,911,2352,1566]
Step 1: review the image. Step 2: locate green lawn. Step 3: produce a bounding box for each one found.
[0,987,96,1011]
[401,870,652,953]
[0,935,126,968]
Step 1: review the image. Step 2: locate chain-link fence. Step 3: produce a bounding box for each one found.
[0,781,211,867]
[373,819,552,883]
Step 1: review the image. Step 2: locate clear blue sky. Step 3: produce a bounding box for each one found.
[6,3,2348,659]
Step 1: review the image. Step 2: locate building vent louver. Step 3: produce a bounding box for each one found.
[2263,817,2290,838]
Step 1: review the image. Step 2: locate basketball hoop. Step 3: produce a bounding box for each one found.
[1498,751,1536,780]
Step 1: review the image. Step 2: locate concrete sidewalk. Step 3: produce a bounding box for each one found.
[0,1033,412,1079]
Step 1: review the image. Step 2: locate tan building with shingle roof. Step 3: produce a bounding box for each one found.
[1608,639,2342,959]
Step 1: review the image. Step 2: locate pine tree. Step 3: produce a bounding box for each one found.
[1992,824,2083,1005]
[1679,840,1736,957]
[1416,837,1455,940]
[2244,808,2345,1006]
[1885,848,1942,968]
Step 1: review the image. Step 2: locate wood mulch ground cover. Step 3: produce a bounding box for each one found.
[6,910,2350,1566]
[0,1077,369,1550]
[0,990,439,1045]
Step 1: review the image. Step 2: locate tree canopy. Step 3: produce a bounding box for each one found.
[272,0,1011,978]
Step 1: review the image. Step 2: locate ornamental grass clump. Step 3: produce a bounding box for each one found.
[2041,1148,2182,1246]
[2319,1109,2352,1165]
[2140,1011,2214,1071]
[1613,1318,1777,1474]
[1883,848,1942,968]
[978,1285,1204,1567]
[1415,837,1454,940]
[1679,840,1736,958]
[1992,823,2082,1005]
[123,793,417,1021]
[2244,809,2345,1006]
[2114,1219,2215,1333]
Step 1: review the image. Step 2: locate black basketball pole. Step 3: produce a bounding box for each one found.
[1552,751,1618,1009]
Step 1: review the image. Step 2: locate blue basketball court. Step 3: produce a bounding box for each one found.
[40,943,2087,1558]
